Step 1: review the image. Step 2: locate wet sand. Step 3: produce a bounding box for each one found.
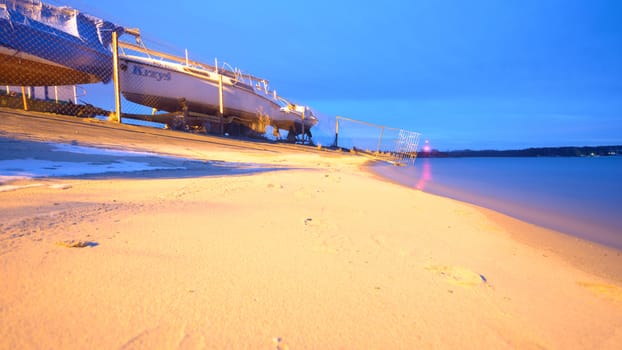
[1,108,621,349]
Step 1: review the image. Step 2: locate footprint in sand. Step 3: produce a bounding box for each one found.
[371,234,387,247]
[426,265,487,287]
[302,217,350,253]
[294,188,316,200]
[309,232,351,254]
[577,281,622,303]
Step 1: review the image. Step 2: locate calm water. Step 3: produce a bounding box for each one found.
[372,157,622,250]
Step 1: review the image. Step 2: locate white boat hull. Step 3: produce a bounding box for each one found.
[119,56,317,133]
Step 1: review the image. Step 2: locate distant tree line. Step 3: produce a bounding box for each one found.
[420,145,622,158]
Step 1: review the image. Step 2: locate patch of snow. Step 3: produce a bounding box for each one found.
[0,183,43,192]
[51,143,162,157]
[0,158,185,179]
[48,183,73,190]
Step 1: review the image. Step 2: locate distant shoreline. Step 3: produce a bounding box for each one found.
[421,145,622,158]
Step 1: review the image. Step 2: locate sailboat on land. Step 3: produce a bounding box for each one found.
[118,40,318,138]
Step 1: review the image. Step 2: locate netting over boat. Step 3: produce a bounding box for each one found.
[0,0,119,116]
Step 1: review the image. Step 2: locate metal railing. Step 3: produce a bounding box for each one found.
[333,116,421,165]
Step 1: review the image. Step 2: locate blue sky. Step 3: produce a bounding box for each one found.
[59,0,621,150]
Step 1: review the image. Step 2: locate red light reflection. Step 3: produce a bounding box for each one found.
[415,159,431,190]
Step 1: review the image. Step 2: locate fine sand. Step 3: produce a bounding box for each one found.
[1,108,621,349]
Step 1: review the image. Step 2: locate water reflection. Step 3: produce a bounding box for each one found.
[415,158,431,190]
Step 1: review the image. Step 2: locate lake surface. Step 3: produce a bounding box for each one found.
[372,157,622,250]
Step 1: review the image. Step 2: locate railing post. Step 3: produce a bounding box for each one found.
[20,86,28,111]
[214,58,225,134]
[376,126,385,155]
[301,109,305,144]
[333,116,340,148]
[112,30,122,123]
[218,74,224,135]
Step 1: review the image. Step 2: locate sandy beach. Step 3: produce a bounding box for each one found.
[1,108,622,349]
